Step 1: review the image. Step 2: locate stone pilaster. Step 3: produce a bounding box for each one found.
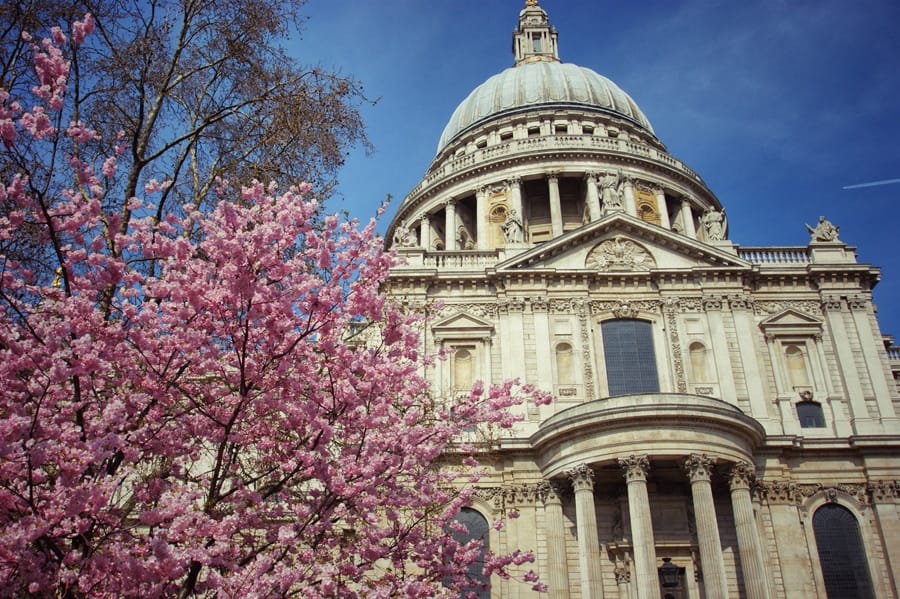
[729,462,770,599]
[683,454,729,598]
[568,464,605,599]
[619,455,656,599]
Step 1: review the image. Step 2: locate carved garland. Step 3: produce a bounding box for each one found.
[663,298,688,393]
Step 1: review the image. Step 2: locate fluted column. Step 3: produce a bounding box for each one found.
[729,463,770,599]
[542,481,570,599]
[548,173,563,237]
[568,464,605,599]
[683,454,729,598]
[419,214,431,250]
[445,200,457,250]
[585,172,601,222]
[619,455,656,599]
[476,187,488,250]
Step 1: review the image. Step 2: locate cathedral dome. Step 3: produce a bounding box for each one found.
[436,61,654,153]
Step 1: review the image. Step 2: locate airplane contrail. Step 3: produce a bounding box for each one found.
[842,178,900,190]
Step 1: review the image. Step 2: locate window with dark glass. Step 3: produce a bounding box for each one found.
[812,504,875,599]
[445,508,490,598]
[602,319,660,395]
[797,400,826,428]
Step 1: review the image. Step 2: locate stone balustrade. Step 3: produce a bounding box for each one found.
[738,246,810,265]
[402,134,704,207]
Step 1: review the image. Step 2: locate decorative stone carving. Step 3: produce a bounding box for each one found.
[805,215,840,242]
[392,219,418,247]
[847,295,869,311]
[598,171,624,211]
[868,480,899,502]
[586,237,655,271]
[501,209,524,243]
[568,464,595,492]
[530,296,550,312]
[755,300,822,316]
[619,454,650,482]
[589,299,661,315]
[538,480,566,504]
[727,294,753,311]
[662,298,688,393]
[729,462,756,491]
[611,300,635,319]
[614,566,631,584]
[820,296,844,312]
[702,296,724,311]
[683,453,715,482]
[578,305,596,398]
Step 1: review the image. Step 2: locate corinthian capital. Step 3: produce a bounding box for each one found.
[728,462,756,491]
[619,454,650,483]
[567,464,595,492]
[683,453,715,482]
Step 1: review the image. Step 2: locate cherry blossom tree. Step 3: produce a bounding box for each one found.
[0,17,548,598]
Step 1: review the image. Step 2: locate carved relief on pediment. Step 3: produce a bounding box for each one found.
[585,236,656,272]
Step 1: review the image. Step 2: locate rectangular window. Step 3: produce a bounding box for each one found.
[602,319,660,396]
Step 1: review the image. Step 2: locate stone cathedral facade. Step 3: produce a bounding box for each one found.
[384,2,900,598]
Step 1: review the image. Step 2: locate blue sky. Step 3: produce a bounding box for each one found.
[290,0,900,337]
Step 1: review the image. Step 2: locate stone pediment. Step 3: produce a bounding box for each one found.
[496,213,751,273]
[431,312,494,341]
[759,308,823,336]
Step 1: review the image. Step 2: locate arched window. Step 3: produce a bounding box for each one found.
[601,319,659,396]
[688,341,709,383]
[812,504,875,599]
[785,344,811,388]
[448,508,490,598]
[555,342,575,386]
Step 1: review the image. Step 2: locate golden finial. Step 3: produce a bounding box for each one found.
[52,267,63,288]
[526,0,539,6]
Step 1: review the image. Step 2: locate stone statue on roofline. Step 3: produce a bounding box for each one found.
[702,208,727,241]
[806,215,840,243]
[392,220,418,248]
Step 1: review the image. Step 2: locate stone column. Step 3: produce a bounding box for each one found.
[569,464,605,599]
[729,463,770,599]
[585,172,601,222]
[683,454,729,599]
[445,200,457,251]
[680,198,697,238]
[542,481,571,599]
[622,178,637,218]
[653,188,670,228]
[548,173,563,237]
[619,455,656,599]
[509,177,524,217]
[419,213,431,250]
[476,187,488,250]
